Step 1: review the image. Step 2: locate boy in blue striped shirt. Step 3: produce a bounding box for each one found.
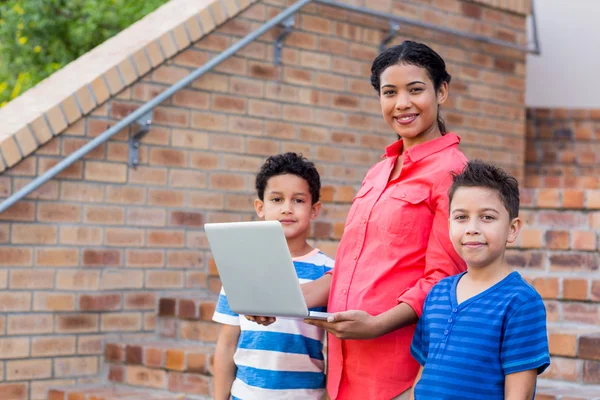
[410,160,550,400]
[212,153,333,400]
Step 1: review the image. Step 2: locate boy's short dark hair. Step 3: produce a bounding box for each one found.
[255,152,321,204]
[449,160,519,220]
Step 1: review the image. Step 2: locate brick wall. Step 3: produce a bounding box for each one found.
[0,0,529,398]
[525,108,600,189]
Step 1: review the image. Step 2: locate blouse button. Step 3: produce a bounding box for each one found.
[401,193,406,198]
[353,256,357,260]
[444,330,449,335]
[342,289,347,294]
[452,308,458,313]
[448,318,453,323]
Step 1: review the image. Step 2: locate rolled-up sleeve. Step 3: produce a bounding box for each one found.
[397,174,466,317]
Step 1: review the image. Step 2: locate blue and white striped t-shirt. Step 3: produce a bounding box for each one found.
[410,271,550,400]
[213,249,334,400]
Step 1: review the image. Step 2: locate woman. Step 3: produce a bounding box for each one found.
[253,41,468,400]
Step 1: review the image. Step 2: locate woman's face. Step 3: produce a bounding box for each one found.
[379,63,448,148]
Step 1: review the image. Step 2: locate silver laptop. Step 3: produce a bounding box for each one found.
[204,220,331,320]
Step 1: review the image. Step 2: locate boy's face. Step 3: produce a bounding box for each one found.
[449,186,521,269]
[254,174,320,241]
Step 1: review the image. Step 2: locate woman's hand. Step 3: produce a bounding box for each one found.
[304,310,381,340]
[244,315,276,326]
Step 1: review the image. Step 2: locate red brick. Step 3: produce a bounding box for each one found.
[84,161,127,183]
[149,189,185,207]
[189,152,220,170]
[84,206,125,225]
[38,158,83,179]
[148,230,185,248]
[180,321,219,342]
[126,344,143,365]
[545,230,570,250]
[31,336,76,357]
[59,226,102,245]
[149,148,187,167]
[83,249,122,267]
[0,337,30,359]
[54,356,98,378]
[170,211,204,227]
[60,182,104,203]
[106,186,146,204]
[171,129,209,150]
[0,292,31,312]
[56,314,99,333]
[209,173,245,190]
[126,250,165,268]
[9,269,55,289]
[33,292,76,312]
[580,335,600,361]
[8,314,53,335]
[6,359,52,380]
[129,166,168,185]
[36,248,79,267]
[100,270,144,290]
[125,365,167,389]
[36,203,81,223]
[0,383,27,399]
[571,231,597,251]
[562,189,586,208]
[211,95,247,114]
[101,312,142,332]
[210,134,244,153]
[172,89,210,109]
[191,111,228,131]
[56,270,100,291]
[563,279,589,301]
[108,364,124,383]
[79,294,122,311]
[583,360,600,384]
[127,208,166,226]
[146,271,184,289]
[153,107,189,127]
[168,371,210,395]
[0,201,35,222]
[169,170,207,189]
[12,224,57,244]
[105,343,124,363]
[0,248,33,266]
[125,292,156,310]
[158,298,177,317]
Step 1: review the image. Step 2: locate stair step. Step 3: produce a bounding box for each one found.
[157,295,220,344]
[48,384,192,400]
[105,339,214,374]
[105,339,213,395]
[542,356,600,385]
[536,379,600,400]
[548,323,600,360]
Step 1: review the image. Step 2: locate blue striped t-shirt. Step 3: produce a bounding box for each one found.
[410,271,550,399]
[212,249,334,400]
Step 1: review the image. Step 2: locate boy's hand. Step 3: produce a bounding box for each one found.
[245,315,276,326]
[304,310,380,340]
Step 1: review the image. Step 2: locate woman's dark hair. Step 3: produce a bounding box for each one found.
[370,41,452,134]
[255,152,321,204]
[449,160,520,220]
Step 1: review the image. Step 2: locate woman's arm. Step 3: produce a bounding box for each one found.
[213,324,241,400]
[302,273,332,308]
[504,369,537,400]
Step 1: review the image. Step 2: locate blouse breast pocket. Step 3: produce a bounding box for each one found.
[345,183,373,227]
[385,187,433,236]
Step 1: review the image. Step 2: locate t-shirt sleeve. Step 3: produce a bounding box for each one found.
[410,293,432,366]
[501,296,550,375]
[212,287,240,326]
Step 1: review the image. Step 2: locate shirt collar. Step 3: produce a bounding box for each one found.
[384,133,460,162]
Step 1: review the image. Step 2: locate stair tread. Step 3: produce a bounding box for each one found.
[537,379,600,399]
[49,384,191,399]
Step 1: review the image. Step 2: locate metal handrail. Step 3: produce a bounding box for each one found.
[0,0,539,214]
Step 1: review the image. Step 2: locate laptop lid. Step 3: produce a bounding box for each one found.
[204,220,310,318]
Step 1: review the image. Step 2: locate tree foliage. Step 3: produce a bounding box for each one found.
[0,0,168,106]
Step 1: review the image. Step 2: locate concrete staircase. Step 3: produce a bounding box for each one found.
[48,292,220,399]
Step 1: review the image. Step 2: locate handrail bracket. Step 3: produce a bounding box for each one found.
[274,15,296,65]
[128,111,153,168]
[380,21,400,53]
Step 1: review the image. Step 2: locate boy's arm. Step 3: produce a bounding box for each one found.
[409,365,424,400]
[213,324,241,400]
[504,369,537,400]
